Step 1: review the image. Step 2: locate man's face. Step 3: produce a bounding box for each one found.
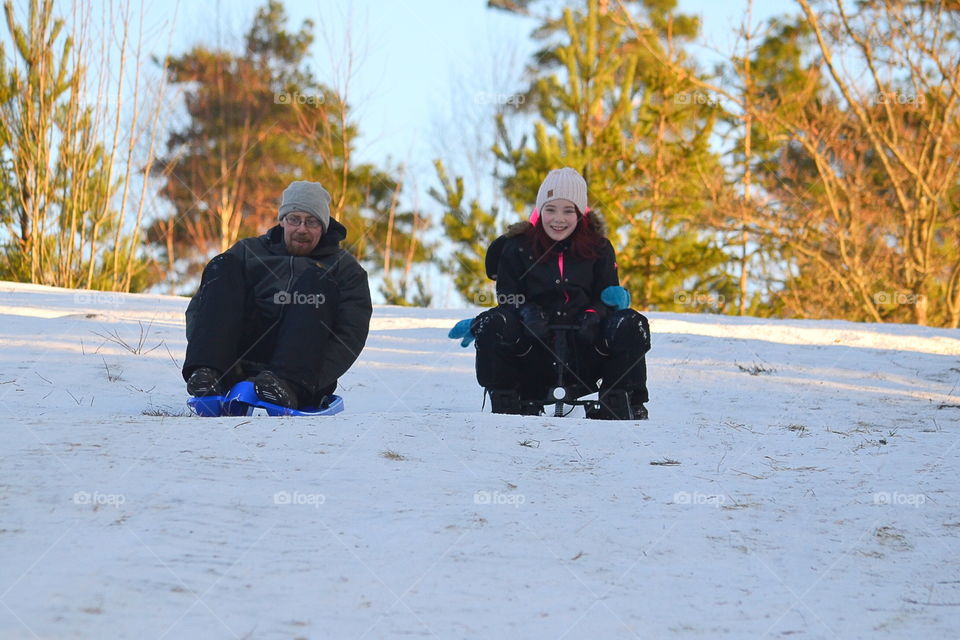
[281,212,324,256]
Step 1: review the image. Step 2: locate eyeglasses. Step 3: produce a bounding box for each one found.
[283,215,322,229]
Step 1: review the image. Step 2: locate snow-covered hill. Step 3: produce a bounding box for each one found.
[1,281,958,639]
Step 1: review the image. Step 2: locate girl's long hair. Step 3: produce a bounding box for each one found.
[526,208,604,261]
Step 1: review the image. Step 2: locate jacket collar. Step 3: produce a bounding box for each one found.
[504,209,609,239]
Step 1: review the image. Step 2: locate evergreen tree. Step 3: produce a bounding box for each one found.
[435,0,729,311]
[429,159,504,306]
[149,1,431,298]
[0,0,151,289]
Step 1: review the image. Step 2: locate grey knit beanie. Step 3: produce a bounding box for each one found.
[278,181,331,232]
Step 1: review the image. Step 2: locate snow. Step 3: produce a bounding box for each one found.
[1,280,958,639]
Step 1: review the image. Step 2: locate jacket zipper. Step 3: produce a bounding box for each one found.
[558,251,570,304]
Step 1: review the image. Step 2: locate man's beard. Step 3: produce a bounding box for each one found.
[287,235,317,255]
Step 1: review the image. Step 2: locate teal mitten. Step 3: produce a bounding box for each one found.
[447,318,476,347]
[601,285,630,311]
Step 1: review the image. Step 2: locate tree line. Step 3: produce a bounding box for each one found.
[2,0,958,325]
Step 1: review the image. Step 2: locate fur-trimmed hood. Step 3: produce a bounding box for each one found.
[491,209,620,323]
[485,210,611,280]
[504,209,609,238]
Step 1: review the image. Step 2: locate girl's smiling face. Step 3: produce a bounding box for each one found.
[540,199,579,241]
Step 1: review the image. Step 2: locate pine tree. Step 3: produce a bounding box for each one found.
[0,0,152,289]
[429,160,505,306]
[436,0,730,311]
[149,1,431,297]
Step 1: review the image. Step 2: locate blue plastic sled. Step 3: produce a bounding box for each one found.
[188,381,344,417]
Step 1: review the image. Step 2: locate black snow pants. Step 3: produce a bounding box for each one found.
[473,304,649,404]
[182,252,339,404]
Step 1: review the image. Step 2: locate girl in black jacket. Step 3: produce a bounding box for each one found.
[470,168,650,419]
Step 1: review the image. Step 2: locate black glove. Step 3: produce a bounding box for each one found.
[472,308,524,347]
[600,309,651,354]
[471,309,505,341]
[517,303,549,341]
[577,309,601,345]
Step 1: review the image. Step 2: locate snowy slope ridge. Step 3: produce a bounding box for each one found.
[1,280,958,639]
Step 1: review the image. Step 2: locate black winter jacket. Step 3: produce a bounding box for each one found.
[495,212,620,324]
[186,218,372,389]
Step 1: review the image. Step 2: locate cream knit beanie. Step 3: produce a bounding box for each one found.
[535,167,587,213]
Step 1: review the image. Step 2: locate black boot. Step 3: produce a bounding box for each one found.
[254,370,300,409]
[587,389,636,420]
[519,399,543,416]
[488,389,521,415]
[186,367,224,397]
[629,389,648,420]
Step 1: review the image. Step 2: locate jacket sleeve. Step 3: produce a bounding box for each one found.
[316,252,373,388]
[185,243,248,340]
[494,240,527,299]
[591,239,620,313]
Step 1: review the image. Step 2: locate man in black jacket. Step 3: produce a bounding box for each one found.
[183,180,373,409]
